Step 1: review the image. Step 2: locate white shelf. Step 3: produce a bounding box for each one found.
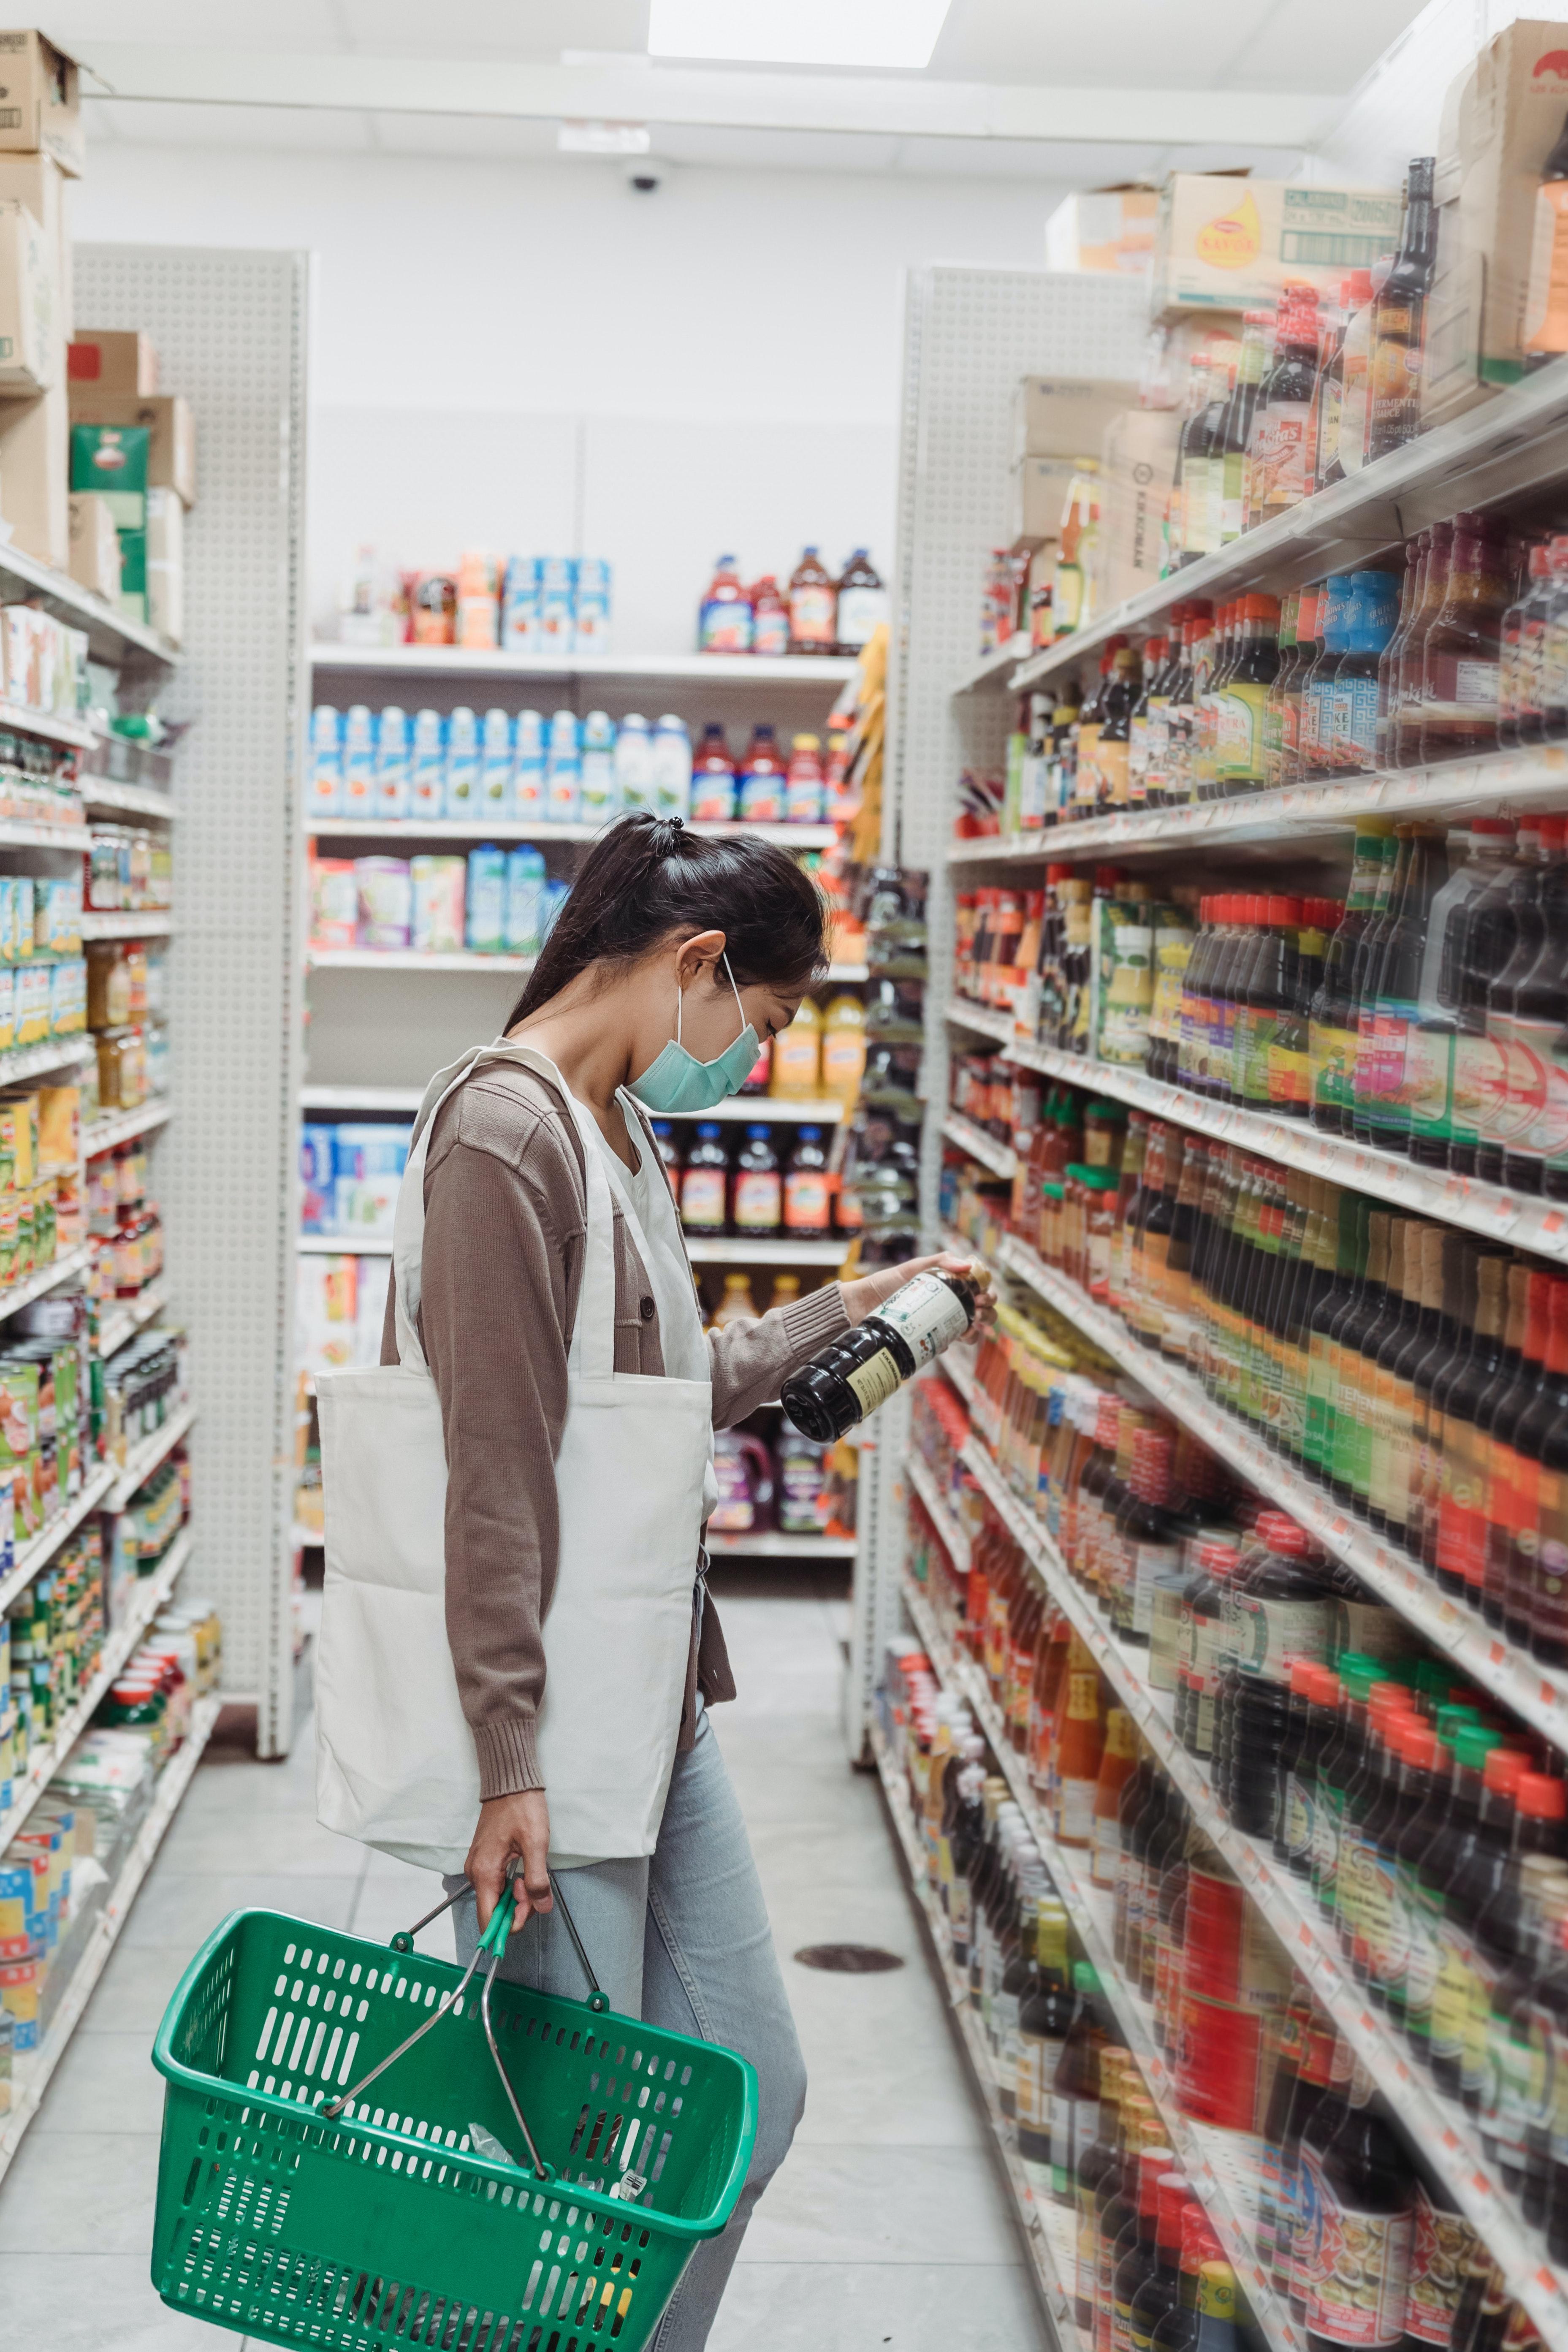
[0,1527,194,1858]
[0,1036,92,1086]
[947,744,1568,867]
[869,1718,1084,2345]
[1005,354,1568,701]
[0,815,90,848]
[306,818,840,849]
[951,636,1030,697]
[97,1284,167,1362]
[81,777,176,822]
[300,1082,423,1114]
[307,947,534,974]
[0,701,96,751]
[107,1402,196,1512]
[704,1529,857,1557]
[902,1576,1301,2352]
[0,537,178,672]
[904,1449,971,1576]
[946,999,1017,1045]
[295,1083,844,1124]
[940,1111,1017,1180]
[0,1689,220,2185]
[685,1235,845,1264]
[995,1229,1568,1762]
[0,1461,117,1619]
[311,646,857,687]
[84,1101,172,1158]
[945,1419,1568,2352]
[0,1242,90,1327]
[79,910,173,941]
[956,1018,1568,1271]
[298,1232,391,1256]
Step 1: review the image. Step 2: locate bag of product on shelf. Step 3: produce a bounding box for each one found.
[409,855,465,955]
[354,856,412,950]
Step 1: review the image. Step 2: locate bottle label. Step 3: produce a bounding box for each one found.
[680,1169,727,1231]
[1403,2184,1477,2349]
[1231,1592,1327,1683]
[1405,1028,1455,1145]
[732,1170,782,1229]
[875,1272,971,1367]
[1284,1765,1317,1868]
[1422,652,1500,731]
[1050,2090,1097,2196]
[790,584,836,645]
[1311,1019,1361,1114]
[1017,2026,1068,2130]
[847,1347,901,1416]
[1131,1538,1180,1637]
[1214,682,1270,784]
[1251,402,1313,518]
[783,1169,832,1232]
[1298,2146,1413,2348]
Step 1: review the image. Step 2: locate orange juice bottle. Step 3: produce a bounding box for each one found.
[1055,1635,1106,1846]
[820,990,866,1105]
[770,997,822,1098]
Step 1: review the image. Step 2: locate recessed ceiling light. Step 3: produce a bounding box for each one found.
[558,120,651,154]
[647,0,953,71]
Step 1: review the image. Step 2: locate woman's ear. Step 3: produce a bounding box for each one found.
[673,928,729,987]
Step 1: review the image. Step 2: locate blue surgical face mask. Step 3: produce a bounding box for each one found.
[629,953,760,1116]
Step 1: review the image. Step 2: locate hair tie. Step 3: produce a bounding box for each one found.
[652,815,686,855]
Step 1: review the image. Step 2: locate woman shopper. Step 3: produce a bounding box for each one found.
[372,812,990,2351]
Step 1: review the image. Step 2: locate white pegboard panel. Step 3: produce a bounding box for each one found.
[74,245,310,1758]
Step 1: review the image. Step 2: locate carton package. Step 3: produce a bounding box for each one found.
[1012,374,1139,464]
[115,526,147,626]
[1044,185,1158,274]
[68,422,147,527]
[145,486,183,645]
[1100,407,1182,608]
[0,32,81,177]
[1008,455,1079,550]
[1423,21,1568,429]
[67,491,118,600]
[0,155,71,356]
[0,385,67,568]
[65,392,193,507]
[1150,174,1404,315]
[0,199,50,394]
[67,330,157,398]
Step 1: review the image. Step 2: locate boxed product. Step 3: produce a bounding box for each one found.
[1008,456,1079,551]
[68,491,118,600]
[355,856,412,951]
[1149,174,1403,315]
[0,385,67,567]
[1099,406,1183,607]
[1012,374,1138,464]
[410,855,466,954]
[1044,184,1158,274]
[68,328,157,395]
[0,153,70,343]
[1423,21,1568,426]
[145,486,182,645]
[68,421,148,526]
[295,1253,359,1376]
[0,199,52,393]
[0,33,83,176]
[65,393,193,506]
[310,856,357,952]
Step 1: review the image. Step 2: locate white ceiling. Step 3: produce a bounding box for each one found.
[50,0,1431,176]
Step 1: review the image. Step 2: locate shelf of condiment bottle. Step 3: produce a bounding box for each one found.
[868,1713,1086,2345]
[0,1242,90,1329]
[81,777,176,822]
[84,1100,172,1158]
[946,1009,1568,1271]
[309,646,858,688]
[990,1225,1568,1762]
[107,1403,196,1512]
[97,1284,167,1362]
[305,817,841,849]
[901,1571,1303,2352]
[704,1530,857,1558]
[685,1235,846,1265]
[945,1416,1568,2352]
[947,745,1568,866]
[0,1687,221,2187]
[904,1448,971,1576]
[80,910,173,941]
[0,1460,117,1620]
[1000,356,1568,702]
[941,1112,1018,1180]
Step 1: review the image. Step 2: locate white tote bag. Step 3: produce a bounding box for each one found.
[315,1044,712,1871]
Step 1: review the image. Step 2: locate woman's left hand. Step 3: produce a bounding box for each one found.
[841,1250,996,1336]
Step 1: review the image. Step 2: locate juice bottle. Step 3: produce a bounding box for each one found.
[785,734,826,824]
[788,547,838,654]
[690,724,737,822]
[651,714,692,817]
[835,549,888,653]
[510,708,545,818]
[820,991,866,1104]
[579,709,617,820]
[613,711,654,813]
[739,724,787,822]
[478,707,513,815]
[679,1123,729,1234]
[749,574,789,656]
[374,705,411,821]
[770,998,822,1098]
[544,708,581,823]
[342,703,375,815]
[699,556,752,654]
[731,1125,782,1238]
[444,706,480,814]
[711,1270,760,1328]
[784,1126,833,1234]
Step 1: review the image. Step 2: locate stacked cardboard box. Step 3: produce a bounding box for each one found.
[0,33,82,572]
[67,332,195,643]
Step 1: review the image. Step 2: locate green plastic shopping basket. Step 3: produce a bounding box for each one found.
[149,1875,759,2352]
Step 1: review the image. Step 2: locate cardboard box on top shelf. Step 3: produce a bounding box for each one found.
[1150,174,1403,317]
[68,422,146,528]
[0,200,51,394]
[1012,375,1138,466]
[0,33,81,177]
[1044,186,1158,275]
[67,330,157,399]
[65,393,193,507]
[1009,455,1081,551]
[1422,22,1568,430]
[0,383,68,568]
[1099,407,1181,609]
[0,155,71,355]
[145,486,182,646]
[67,491,117,601]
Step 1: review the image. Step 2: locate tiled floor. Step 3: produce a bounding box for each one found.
[0,1568,1045,2351]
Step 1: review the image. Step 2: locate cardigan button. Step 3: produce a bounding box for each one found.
[639,1294,656,1321]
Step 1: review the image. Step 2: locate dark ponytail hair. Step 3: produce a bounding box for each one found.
[507,812,828,1026]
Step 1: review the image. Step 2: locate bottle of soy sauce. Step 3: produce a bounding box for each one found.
[780,1268,977,1440]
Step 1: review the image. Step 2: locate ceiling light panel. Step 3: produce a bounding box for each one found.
[647,0,953,71]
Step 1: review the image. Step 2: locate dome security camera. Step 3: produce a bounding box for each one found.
[621,158,667,193]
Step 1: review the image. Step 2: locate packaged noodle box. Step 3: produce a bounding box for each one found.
[1151,174,1403,316]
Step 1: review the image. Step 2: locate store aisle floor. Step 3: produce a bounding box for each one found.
[0,1568,1042,2352]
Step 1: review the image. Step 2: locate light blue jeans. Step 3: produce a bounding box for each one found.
[444,1701,806,2352]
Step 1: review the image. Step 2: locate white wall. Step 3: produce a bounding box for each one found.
[72,143,1071,647]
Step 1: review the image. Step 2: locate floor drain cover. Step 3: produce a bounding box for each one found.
[794,1943,905,1973]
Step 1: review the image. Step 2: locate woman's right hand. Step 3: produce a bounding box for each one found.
[466,1789,553,1935]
